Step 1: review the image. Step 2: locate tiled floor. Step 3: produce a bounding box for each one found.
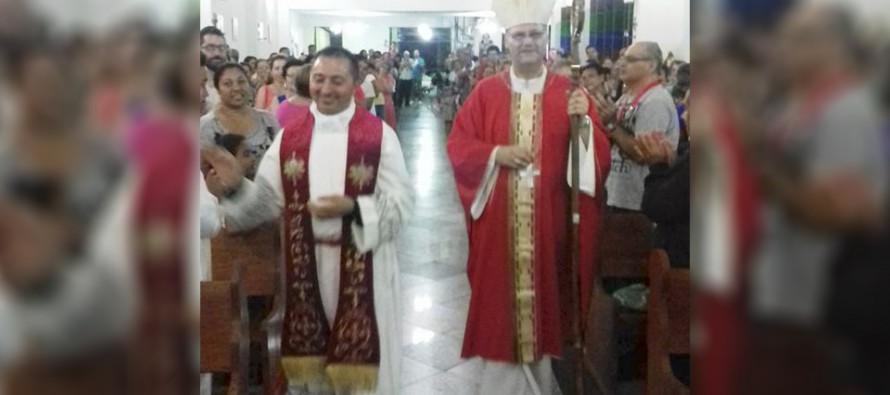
[393,103,481,394]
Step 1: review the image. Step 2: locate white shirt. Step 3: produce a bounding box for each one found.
[360,74,377,103]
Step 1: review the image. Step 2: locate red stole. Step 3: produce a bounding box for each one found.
[446,71,611,362]
[277,105,383,391]
[126,115,195,395]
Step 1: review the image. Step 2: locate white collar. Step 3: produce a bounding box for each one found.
[510,66,547,94]
[310,100,355,132]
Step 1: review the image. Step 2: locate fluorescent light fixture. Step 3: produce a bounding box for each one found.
[418,23,433,41]
[313,10,392,17]
[451,10,497,18]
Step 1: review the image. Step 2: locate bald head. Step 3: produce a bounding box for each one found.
[618,41,663,84]
[637,42,663,73]
[778,3,861,82]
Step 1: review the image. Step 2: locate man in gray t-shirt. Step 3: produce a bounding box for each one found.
[595,41,680,211]
[749,5,887,326]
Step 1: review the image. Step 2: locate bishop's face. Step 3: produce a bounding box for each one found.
[310,56,356,115]
[505,24,546,71]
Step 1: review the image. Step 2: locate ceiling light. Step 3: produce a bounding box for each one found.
[418,24,433,41]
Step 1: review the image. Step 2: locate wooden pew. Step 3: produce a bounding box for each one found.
[210,223,284,394]
[582,213,654,395]
[200,264,249,395]
[646,249,690,395]
[598,213,654,279]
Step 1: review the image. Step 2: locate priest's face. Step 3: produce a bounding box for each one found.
[310,56,356,115]
[505,24,547,70]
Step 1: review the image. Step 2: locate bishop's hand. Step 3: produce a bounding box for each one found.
[202,146,245,199]
[567,89,589,116]
[495,145,534,169]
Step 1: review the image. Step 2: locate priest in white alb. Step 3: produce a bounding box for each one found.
[203,47,412,395]
[446,0,612,394]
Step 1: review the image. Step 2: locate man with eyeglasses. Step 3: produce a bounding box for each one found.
[592,41,680,214]
[200,26,229,109]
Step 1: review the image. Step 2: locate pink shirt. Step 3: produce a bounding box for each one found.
[276,100,308,128]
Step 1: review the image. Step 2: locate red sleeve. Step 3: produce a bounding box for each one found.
[446,84,497,213]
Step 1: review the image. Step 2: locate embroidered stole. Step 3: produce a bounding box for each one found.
[278,106,383,392]
[509,92,543,363]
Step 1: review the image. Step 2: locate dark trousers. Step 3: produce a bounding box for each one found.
[396,79,413,108]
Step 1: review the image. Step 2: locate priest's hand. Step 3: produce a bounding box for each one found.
[0,203,66,291]
[567,89,589,116]
[495,145,534,169]
[202,146,245,198]
[308,195,356,219]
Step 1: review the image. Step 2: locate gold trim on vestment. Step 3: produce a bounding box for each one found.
[281,356,329,388]
[509,92,541,363]
[326,364,379,392]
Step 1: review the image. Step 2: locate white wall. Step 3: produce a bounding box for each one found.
[633,0,690,61]
[31,0,188,33]
[289,13,452,55]
[205,0,294,58]
[285,0,493,13]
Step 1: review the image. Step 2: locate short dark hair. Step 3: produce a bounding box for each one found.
[279,46,290,52]
[244,56,257,63]
[581,61,608,76]
[215,133,245,156]
[283,58,305,83]
[312,46,359,83]
[486,45,500,54]
[200,26,224,44]
[213,62,250,90]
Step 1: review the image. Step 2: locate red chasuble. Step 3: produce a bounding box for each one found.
[277,105,383,392]
[447,72,611,363]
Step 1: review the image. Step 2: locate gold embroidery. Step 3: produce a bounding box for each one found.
[283,153,306,182]
[509,92,540,363]
[348,157,375,189]
[331,248,376,362]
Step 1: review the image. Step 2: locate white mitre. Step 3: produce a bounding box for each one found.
[491,0,557,29]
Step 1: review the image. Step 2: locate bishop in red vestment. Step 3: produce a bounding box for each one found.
[446,4,611,392]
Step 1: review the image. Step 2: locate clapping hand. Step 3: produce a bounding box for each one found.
[634,132,675,165]
[591,92,618,122]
